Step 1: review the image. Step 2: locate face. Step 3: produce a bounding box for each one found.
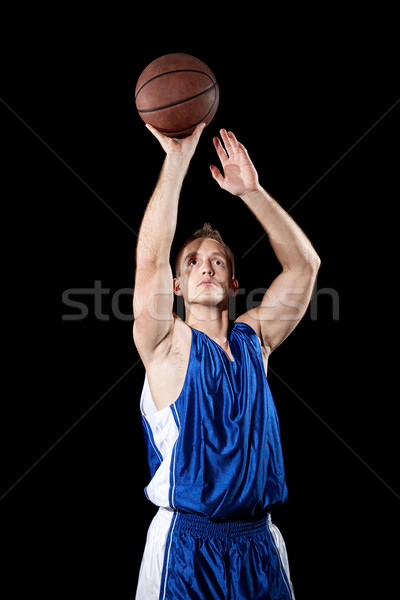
[174,238,238,307]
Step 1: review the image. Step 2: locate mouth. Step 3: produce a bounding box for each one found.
[198,280,217,287]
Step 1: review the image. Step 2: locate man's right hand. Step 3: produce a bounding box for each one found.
[146,122,206,162]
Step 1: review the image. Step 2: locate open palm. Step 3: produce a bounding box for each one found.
[210,129,260,196]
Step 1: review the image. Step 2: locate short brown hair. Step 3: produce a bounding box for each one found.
[175,223,235,278]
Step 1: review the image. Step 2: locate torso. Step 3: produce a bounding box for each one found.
[146,316,270,411]
[140,319,288,520]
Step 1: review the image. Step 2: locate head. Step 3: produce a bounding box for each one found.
[175,223,235,278]
[173,224,239,309]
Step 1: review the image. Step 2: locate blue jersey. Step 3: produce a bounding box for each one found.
[140,321,288,521]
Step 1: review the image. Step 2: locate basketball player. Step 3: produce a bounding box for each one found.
[133,122,320,599]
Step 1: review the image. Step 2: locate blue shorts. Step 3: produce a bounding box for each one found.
[136,508,295,600]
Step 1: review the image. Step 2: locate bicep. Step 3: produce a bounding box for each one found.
[237,267,318,352]
[133,259,175,358]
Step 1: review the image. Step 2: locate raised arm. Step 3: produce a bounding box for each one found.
[133,123,205,362]
[210,129,321,353]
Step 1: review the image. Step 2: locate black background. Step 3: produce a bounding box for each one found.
[1,8,399,599]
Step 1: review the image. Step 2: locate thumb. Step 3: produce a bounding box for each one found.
[145,123,168,147]
[209,165,225,186]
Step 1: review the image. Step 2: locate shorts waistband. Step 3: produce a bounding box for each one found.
[174,511,271,538]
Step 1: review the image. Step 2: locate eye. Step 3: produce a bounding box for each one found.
[214,259,224,267]
[188,259,197,266]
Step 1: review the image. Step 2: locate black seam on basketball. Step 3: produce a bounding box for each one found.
[154,86,219,135]
[135,69,216,99]
[137,82,218,114]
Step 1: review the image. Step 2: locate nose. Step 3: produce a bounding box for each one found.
[202,260,214,276]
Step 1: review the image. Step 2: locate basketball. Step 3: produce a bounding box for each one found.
[135,53,219,138]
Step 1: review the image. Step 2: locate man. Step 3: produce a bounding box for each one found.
[133,122,320,599]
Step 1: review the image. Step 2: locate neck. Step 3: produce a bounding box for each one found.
[185,305,230,342]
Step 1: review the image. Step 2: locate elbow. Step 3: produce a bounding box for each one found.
[135,248,168,271]
[295,250,321,279]
[311,251,321,274]
[307,256,321,282]
[293,248,321,276]
[136,250,154,271]
[136,243,157,268]
[305,243,321,274]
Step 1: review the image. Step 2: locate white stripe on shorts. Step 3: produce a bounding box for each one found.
[267,515,296,600]
[135,507,175,600]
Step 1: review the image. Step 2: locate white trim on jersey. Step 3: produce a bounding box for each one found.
[140,375,179,509]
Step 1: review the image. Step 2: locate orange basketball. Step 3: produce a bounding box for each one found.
[135,53,219,138]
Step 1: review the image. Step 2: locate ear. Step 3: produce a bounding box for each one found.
[230,278,239,297]
[173,277,183,296]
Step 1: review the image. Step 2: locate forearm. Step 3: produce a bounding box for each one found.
[240,187,320,272]
[136,154,190,264]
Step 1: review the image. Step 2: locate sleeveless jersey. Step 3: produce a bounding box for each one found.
[140,321,288,521]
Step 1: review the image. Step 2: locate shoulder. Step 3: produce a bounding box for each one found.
[144,317,193,411]
[233,317,271,373]
[234,315,268,350]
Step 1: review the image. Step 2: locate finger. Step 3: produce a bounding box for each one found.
[220,128,234,156]
[190,122,206,141]
[237,141,250,157]
[213,136,229,163]
[193,122,206,135]
[227,130,239,146]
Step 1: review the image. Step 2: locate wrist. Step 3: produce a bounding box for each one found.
[239,184,265,202]
[164,152,191,172]
[161,153,191,182]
